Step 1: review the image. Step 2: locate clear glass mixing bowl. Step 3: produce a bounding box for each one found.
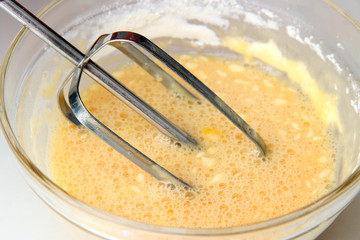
[2,0,360,239]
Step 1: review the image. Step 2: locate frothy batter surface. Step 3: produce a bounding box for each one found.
[50,54,336,228]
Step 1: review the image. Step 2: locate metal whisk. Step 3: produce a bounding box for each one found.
[1,0,266,188]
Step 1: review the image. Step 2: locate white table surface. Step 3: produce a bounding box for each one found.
[1,0,360,239]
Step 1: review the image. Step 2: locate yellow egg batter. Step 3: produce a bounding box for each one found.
[50,49,336,228]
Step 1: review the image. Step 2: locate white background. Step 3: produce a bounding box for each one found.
[1,0,360,239]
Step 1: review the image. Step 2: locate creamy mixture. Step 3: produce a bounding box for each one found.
[50,49,336,228]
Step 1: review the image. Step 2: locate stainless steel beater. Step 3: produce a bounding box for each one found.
[1,0,266,188]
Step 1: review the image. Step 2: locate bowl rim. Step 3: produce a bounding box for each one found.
[1,0,360,237]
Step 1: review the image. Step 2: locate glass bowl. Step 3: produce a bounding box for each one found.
[1,0,360,239]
